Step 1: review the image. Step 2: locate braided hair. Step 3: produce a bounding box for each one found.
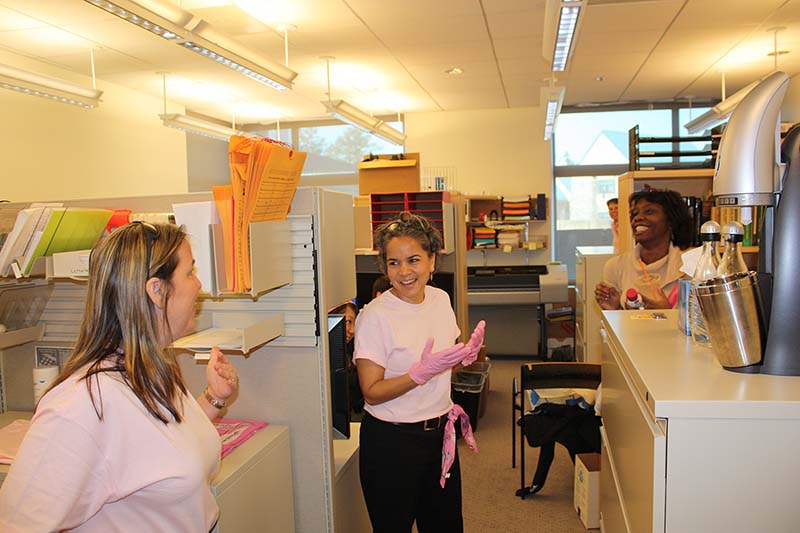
[373,211,443,275]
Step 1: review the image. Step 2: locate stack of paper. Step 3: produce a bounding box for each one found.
[220,136,306,292]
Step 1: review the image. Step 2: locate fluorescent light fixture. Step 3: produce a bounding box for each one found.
[543,0,583,72]
[83,0,298,91]
[0,62,102,109]
[83,0,190,40]
[179,20,297,91]
[159,113,243,141]
[541,85,565,141]
[323,99,406,146]
[684,78,762,134]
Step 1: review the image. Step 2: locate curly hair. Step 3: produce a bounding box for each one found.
[628,189,692,249]
[373,211,443,274]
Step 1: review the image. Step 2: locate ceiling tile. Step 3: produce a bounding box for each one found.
[493,36,543,60]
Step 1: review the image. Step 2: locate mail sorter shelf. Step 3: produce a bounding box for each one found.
[369,191,455,253]
[0,280,52,349]
[210,220,293,298]
[172,312,284,355]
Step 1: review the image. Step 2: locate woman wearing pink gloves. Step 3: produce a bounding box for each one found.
[354,211,485,533]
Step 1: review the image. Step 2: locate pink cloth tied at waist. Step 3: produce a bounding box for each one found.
[441,404,478,488]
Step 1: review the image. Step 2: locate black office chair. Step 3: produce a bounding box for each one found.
[511,362,601,499]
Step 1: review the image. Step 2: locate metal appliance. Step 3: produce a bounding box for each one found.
[467,264,567,357]
[712,70,800,375]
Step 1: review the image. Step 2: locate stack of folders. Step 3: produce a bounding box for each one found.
[212,135,307,293]
[501,196,532,221]
[0,206,112,278]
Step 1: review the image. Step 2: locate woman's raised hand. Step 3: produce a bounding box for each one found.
[461,320,486,367]
[205,347,239,401]
[408,338,471,385]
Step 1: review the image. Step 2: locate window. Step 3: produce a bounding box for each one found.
[553,104,714,279]
[294,120,404,196]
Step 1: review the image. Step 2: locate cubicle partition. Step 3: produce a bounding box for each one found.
[0,187,367,533]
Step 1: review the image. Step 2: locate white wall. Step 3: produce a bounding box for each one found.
[405,107,552,198]
[0,53,188,203]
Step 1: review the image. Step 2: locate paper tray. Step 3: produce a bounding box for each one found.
[172,313,284,354]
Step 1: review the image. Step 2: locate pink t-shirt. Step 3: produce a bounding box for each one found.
[0,365,221,532]
[354,286,461,423]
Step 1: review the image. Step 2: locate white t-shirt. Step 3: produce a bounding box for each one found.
[602,243,685,309]
[0,365,221,532]
[354,286,461,423]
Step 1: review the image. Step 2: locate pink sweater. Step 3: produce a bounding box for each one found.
[0,367,221,532]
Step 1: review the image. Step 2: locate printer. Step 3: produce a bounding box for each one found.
[467,264,568,306]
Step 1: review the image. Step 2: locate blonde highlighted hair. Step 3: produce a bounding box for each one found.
[47,222,190,424]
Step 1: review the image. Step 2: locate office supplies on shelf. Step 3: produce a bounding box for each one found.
[173,201,221,295]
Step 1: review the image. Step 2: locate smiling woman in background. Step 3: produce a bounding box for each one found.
[595,189,692,310]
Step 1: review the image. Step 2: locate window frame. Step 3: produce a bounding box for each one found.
[552,101,717,280]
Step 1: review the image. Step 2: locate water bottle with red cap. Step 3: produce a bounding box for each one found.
[625,288,645,310]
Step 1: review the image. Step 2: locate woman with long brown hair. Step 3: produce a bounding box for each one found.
[0,221,238,532]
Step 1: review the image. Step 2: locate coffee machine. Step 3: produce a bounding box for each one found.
[713,70,800,375]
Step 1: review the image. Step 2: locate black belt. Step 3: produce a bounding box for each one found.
[389,413,449,432]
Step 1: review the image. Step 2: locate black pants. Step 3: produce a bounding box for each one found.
[359,412,463,533]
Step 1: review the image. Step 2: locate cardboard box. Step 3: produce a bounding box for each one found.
[574,453,600,529]
[357,153,420,195]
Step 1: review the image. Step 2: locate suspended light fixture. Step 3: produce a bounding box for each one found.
[320,58,405,146]
[543,0,584,72]
[684,78,762,134]
[685,29,790,134]
[0,62,102,109]
[82,0,297,90]
[541,84,565,141]
[157,72,242,141]
[159,113,243,141]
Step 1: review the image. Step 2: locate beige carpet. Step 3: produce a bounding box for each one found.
[458,359,590,533]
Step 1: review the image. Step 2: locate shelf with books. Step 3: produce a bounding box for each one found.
[465,194,547,223]
[465,194,547,251]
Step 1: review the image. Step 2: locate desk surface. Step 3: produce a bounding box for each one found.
[0,412,288,490]
[333,422,361,480]
[602,309,800,419]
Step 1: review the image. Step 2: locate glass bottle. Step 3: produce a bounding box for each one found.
[717,221,748,276]
[689,221,721,345]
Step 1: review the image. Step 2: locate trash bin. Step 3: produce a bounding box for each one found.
[451,361,491,432]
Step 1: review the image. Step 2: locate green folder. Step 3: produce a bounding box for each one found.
[21,208,66,275]
[23,208,112,275]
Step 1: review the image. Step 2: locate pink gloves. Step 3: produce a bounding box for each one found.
[408,339,471,385]
[408,321,487,385]
[461,320,486,367]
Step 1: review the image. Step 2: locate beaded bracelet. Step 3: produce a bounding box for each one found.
[204,388,227,409]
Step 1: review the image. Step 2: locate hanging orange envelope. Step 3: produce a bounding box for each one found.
[241,143,305,292]
[247,145,306,223]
